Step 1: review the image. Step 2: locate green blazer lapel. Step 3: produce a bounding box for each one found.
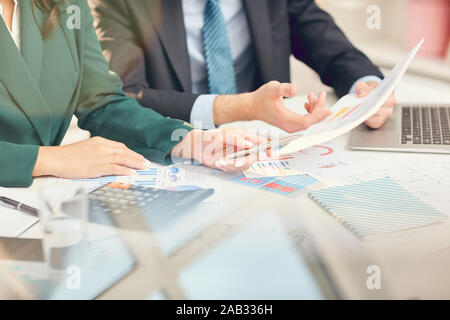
[20,0,44,83]
[0,2,51,144]
[58,4,79,73]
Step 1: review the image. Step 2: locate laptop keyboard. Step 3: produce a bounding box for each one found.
[402,106,450,145]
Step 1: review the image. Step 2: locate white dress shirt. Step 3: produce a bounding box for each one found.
[182,0,255,129]
[0,0,21,51]
[182,0,381,130]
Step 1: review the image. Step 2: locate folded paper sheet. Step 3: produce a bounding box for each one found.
[279,39,424,154]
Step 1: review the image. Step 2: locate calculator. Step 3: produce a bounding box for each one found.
[88,182,214,230]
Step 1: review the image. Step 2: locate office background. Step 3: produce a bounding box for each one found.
[3,0,450,300]
[293,0,450,95]
[63,0,450,144]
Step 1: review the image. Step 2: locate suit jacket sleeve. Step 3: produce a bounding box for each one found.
[75,2,193,165]
[0,142,39,187]
[288,0,384,97]
[88,0,199,122]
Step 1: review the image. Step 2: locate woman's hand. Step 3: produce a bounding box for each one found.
[32,137,148,179]
[171,128,269,172]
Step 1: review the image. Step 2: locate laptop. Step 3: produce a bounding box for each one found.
[350,104,450,153]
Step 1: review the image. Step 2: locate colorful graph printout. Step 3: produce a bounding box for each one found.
[308,177,447,239]
[279,39,424,154]
[232,175,318,198]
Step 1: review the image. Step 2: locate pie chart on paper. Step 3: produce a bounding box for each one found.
[300,145,334,156]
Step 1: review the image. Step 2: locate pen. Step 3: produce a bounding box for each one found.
[226,134,303,160]
[0,196,39,217]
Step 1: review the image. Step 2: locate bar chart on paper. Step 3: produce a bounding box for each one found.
[134,168,159,187]
[232,174,319,198]
[245,143,349,179]
[70,176,120,191]
[326,104,361,124]
[68,168,161,190]
[245,159,303,178]
[46,167,165,192]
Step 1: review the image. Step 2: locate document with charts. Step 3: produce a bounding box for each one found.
[279,39,424,154]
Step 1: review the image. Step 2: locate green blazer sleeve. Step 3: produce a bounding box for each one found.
[75,1,194,164]
[0,0,193,188]
[0,143,39,187]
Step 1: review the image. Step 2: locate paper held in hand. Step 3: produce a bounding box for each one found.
[227,39,424,159]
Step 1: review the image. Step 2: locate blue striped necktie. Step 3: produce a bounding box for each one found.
[202,0,238,94]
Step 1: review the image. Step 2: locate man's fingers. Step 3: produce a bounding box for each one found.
[279,83,297,98]
[386,93,397,108]
[278,107,330,133]
[365,115,386,129]
[266,81,296,98]
[312,91,327,111]
[303,108,331,125]
[355,82,370,98]
[242,130,268,145]
[365,109,393,129]
[276,91,330,133]
[304,102,311,113]
[215,154,257,172]
[307,92,331,121]
[222,129,267,149]
[365,92,397,129]
[372,93,396,117]
[306,91,327,113]
[307,92,316,109]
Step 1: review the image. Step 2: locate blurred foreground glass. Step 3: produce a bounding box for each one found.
[38,185,88,280]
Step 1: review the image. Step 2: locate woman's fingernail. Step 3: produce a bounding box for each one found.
[143,159,151,168]
[245,141,254,148]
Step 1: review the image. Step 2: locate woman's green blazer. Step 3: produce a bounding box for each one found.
[0,0,193,187]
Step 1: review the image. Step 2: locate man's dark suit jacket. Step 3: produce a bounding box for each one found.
[89,0,384,122]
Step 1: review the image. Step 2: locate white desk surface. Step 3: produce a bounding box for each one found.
[8,73,450,299]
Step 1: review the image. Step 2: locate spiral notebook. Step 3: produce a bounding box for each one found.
[308,177,447,239]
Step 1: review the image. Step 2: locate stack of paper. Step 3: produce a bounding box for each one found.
[279,39,424,154]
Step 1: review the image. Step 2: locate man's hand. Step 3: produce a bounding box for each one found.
[171,128,270,172]
[213,81,331,133]
[356,81,397,129]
